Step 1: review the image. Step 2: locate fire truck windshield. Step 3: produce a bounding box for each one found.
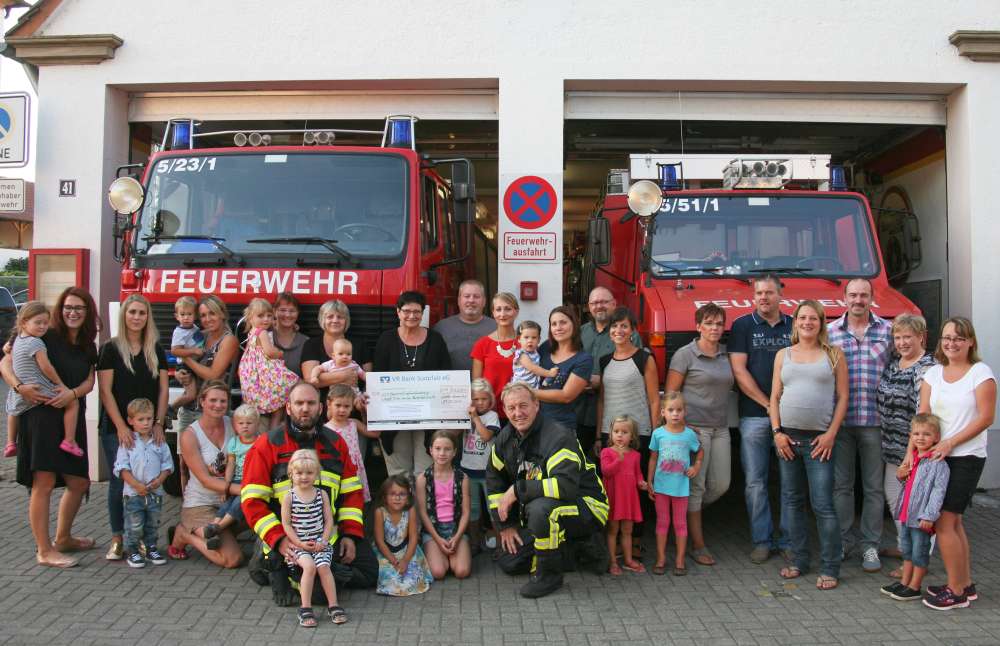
[134,152,407,260]
[648,194,878,278]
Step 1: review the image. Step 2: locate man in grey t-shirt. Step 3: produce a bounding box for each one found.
[433,279,496,371]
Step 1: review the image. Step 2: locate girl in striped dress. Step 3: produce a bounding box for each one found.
[280,449,347,627]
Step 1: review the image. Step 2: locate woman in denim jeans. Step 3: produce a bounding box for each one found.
[97,295,170,561]
[769,300,848,590]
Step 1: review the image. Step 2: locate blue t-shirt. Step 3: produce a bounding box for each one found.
[537,341,593,432]
[649,426,701,497]
[225,434,255,483]
[727,311,792,418]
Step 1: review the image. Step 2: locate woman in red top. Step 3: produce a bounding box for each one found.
[471,292,519,418]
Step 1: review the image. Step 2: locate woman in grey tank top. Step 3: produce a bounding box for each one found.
[769,300,848,590]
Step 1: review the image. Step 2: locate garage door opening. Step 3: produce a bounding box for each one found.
[563,118,947,332]
[127,116,501,297]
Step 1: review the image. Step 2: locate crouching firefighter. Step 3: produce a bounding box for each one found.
[242,382,377,605]
[486,382,610,598]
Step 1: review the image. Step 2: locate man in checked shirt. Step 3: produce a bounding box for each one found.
[827,278,893,572]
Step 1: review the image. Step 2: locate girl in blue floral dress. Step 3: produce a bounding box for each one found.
[372,474,433,596]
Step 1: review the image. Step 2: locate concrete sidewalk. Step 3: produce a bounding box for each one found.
[4,448,1000,646]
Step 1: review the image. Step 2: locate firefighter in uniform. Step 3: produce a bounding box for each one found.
[242,382,377,605]
[486,382,610,598]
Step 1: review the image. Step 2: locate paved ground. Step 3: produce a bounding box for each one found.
[5,427,1000,645]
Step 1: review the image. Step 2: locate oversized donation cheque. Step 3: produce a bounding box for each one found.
[366,370,471,431]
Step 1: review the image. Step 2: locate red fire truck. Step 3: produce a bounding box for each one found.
[586,153,921,381]
[107,116,478,356]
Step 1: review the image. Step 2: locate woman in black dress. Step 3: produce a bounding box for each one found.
[1,287,99,568]
[373,291,451,476]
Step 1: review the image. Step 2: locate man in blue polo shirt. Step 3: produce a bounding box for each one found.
[728,275,792,564]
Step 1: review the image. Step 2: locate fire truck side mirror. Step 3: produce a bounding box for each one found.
[589,217,611,266]
[450,160,476,224]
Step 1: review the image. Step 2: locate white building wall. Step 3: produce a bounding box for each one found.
[22,0,1000,458]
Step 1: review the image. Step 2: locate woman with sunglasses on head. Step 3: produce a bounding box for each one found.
[373,292,451,477]
[167,380,242,567]
[916,317,996,610]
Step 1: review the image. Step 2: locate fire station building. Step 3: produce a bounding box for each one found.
[5,2,1000,478]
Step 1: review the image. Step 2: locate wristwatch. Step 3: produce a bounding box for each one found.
[772,426,783,435]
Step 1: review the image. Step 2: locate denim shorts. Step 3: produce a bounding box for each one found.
[422,520,461,546]
[899,525,933,569]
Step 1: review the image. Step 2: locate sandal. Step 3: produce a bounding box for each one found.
[779,566,801,579]
[888,567,903,579]
[167,545,189,560]
[59,440,84,457]
[36,552,79,568]
[652,563,666,576]
[690,548,716,566]
[608,562,623,576]
[673,566,688,577]
[200,524,222,550]
[328,605,348,625]
[816,575,838,590]
[298,607,317,628]
[621,560,646,574]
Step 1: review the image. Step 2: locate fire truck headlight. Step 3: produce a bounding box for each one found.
[108,177,145,215]
[627,180,663,217]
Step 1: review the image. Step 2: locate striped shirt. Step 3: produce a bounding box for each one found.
[289,488,326,543]
[6,335,58,416]
[827,312,892,427]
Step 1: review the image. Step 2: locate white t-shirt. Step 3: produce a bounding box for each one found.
[924,362,996,458]
[461,410,500,472]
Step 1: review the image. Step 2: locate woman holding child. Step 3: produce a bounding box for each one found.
[301,299,371,403]
[916,317,996,610]
[168,379,243,568]
[534,306,593,436]
[1,287,99,568]
[97,294,169,562]
[471,292,520,417]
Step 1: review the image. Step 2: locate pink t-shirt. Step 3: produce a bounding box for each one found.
[434,474,455,523]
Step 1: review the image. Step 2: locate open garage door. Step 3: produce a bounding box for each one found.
[129,89,499,123]
[565,91,946,126]
[562,90,949,327]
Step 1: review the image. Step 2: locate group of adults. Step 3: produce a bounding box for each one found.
[7,276,995,606]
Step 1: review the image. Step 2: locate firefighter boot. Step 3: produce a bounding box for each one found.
[519,553,564,599]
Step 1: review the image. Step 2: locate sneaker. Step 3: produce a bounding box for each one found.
[3,441,16,458]
[861,547,881,572]
[749,544,771,564]
[927,582,977,601]
[147,549,167,566]
[105,540,124,561]
[890,586,922,601]
[127,552,146,569]
[923,587,970,610]
[484,536,497,550]
[881,582,905,597]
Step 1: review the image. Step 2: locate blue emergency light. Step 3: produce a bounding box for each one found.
[389,118,412,147]
[658,164,681,191]
[168,119,193,150]
[830,165,848,191]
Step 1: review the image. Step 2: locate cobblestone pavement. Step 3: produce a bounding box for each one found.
[4,438,1000,645]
